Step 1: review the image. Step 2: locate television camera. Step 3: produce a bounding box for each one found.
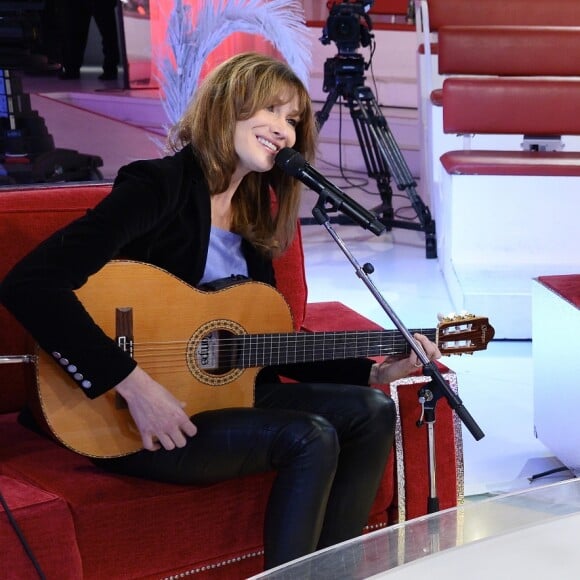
[321,0,375,54]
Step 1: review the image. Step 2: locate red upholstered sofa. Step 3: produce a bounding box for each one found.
[0,182,462,579]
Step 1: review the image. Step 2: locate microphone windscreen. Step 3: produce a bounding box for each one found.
[275,148,305,176]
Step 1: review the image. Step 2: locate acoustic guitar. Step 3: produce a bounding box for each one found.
[34,260,495,458]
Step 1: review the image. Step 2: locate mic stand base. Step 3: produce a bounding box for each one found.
[417,391,441,514]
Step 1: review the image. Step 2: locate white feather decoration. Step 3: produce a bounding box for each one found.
[157,0,312,128]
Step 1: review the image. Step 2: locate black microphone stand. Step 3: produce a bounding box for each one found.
[310,193,485,514]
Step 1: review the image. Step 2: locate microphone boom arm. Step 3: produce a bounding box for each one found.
[311,198,485,443]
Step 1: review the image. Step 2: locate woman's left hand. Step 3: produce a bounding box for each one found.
[369,333,442,385]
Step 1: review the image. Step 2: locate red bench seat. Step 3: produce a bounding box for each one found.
[536,274,580,309]
[440,150,580,177]
[437,25,580,77]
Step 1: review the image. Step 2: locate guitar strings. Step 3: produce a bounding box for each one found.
[131,329,439,351]
[131,334,423,353]
[131,335,417,360]
[128,326,476,355]
[128,329,475,374]
[127,328,474,370]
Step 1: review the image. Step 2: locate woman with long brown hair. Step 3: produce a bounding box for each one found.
[1,52,439,569]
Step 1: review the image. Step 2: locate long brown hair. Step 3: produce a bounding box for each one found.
[167,52,317,256]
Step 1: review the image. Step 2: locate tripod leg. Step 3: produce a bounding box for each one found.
[301,88,369,229]
[315,87,340,132]
[351,87,437,259]
[348,102,396,228]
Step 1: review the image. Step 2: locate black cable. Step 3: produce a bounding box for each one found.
[528,466,575,483]
[0,487,47,579]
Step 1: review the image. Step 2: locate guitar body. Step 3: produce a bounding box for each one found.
[36,261,294,458]
[33,260,494,458]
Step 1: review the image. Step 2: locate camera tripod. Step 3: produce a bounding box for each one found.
[313,53,437,259]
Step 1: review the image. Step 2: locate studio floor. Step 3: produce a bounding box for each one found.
[11,67,574,500]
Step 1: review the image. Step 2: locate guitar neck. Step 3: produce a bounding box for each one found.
[237,328,437,368]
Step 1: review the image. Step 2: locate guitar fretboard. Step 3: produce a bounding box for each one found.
[233,328,436,368]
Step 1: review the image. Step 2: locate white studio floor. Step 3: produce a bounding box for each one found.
[12,67,574,500]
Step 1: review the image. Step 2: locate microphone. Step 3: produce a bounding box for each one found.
[275,147,385,236]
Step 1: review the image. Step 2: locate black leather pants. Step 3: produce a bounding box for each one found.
[97,381,396,569]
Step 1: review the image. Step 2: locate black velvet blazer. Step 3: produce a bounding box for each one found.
[0,146,373,400]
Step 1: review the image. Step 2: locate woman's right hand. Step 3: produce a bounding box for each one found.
[115,366,198,451]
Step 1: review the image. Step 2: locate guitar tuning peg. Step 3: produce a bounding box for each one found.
[439,312,457,322]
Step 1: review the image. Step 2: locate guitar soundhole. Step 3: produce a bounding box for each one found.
[186,320,245,386]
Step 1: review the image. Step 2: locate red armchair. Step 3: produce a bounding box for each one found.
[0,182,462,578]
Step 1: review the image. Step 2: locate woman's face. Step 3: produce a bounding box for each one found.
[233,95,300,178]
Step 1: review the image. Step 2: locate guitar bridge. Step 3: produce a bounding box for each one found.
[116,307,134,357]
[115,306,134,409]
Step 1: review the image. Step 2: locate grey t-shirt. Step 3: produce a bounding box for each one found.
[198,225,249,286]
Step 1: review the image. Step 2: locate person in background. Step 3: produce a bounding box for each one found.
[0,52,441,569]
[59,0,120,80]
[34,0,63,73]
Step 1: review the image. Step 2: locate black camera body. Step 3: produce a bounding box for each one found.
[321,0,374,53]
[322,53,366,93]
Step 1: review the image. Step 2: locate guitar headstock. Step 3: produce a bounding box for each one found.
[437,313,495,355]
